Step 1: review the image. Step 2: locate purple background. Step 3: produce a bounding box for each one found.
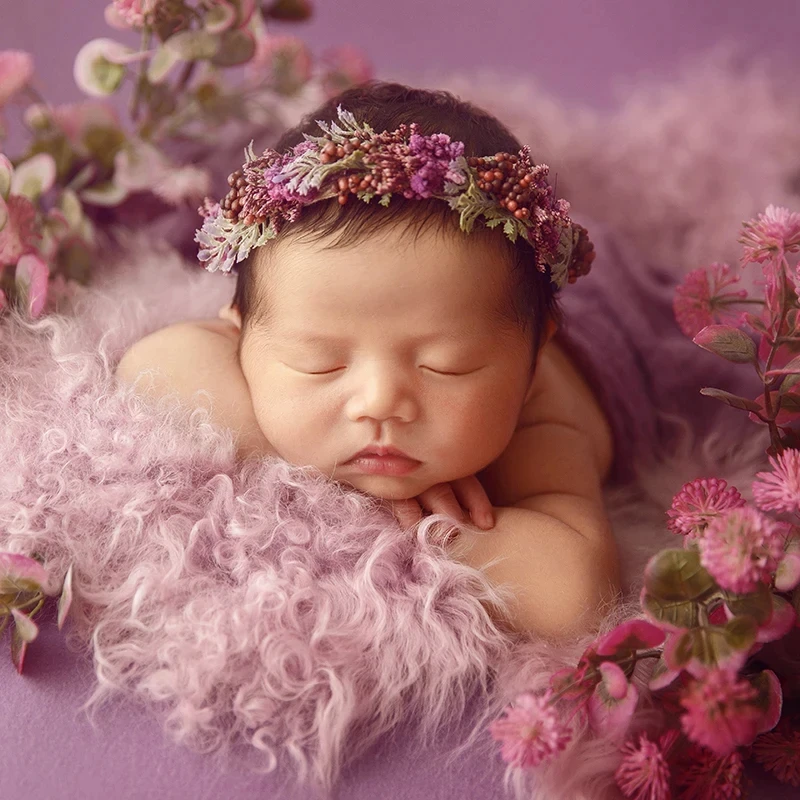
[1,0,799,112]
[2,3,800,799]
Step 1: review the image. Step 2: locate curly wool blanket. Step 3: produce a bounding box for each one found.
[0,51,796,800]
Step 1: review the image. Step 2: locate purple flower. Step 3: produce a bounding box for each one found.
[407,132,464,198]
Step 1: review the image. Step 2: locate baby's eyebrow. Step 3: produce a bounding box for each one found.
[275,330,477,346]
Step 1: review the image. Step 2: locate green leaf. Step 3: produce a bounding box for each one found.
[694,325,757,364]
[166,30,220,61]
[700,387,763,413]
[722,583,774,625]
[644,549,716,602]
[780,373,800,395]
[779,393,800,413]
[666,617,757,672]
[147,46,181,84]
[642,550,718,629]
[211,29,256,67]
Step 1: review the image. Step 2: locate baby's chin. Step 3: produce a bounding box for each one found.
[331,473,434,502]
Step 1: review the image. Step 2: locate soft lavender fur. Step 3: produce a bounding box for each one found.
[1,50,797,800]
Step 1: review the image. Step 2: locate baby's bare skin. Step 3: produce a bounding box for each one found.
[116,316,614,504]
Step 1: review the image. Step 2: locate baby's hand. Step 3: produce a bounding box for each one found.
[387,475,495,531]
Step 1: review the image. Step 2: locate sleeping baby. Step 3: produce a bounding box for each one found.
[115,80,621,640]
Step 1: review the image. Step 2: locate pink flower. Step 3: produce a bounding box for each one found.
[739,205,800,265]
[15,252,50,318]
[615,730,678,800]
[752,448,800,515]
[0,50,34,108]
[248,35,313,95]
[698,506,785,593]
[152,165,211,206]
[488,690,572,769]
[679,669,763,756]
[675,746,746,800]
[111,0,160,28]
[0,194,39,266]
[588,661,639,741]
[320,45,374,99]
[666,478,746,539]
[673,263,748,338]
[753,725,800,787]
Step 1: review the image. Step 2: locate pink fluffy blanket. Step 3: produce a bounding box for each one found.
[0,51,796,800]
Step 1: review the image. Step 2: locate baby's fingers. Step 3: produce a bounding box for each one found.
[450,475,495,529]
[388,497,424,530]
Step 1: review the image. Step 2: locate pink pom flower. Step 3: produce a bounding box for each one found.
[698,506,785,593]
[0,50,34,108]
[0,194,39,266]
[615,730,678,800]
[753,724,800,787]
[675,746,746,800]
[752,448,800,515]
[488,689,572,769]
[666,478,746,539]
[111,0,160,28]
[672,263,748,338]
[739,204,800,265]
[679,669,763,756]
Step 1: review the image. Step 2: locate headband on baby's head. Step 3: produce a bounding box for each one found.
[195,106,595,288]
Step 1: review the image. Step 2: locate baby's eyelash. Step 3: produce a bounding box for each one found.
[301,366,472,377]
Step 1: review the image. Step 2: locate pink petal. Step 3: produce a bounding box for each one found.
[649,662,681,691]
[588,676,639,740]
[756,670,783,735]
[57,564,74,630]
[598,661,630,700]
[11,628,28,674]
[0,551,49,589]
[10,152,56,200]
[595,619,666,657]
[11,608,39,643]
[73,39,140,97]
[775,553,800,592]
[0,50,34,107]
[14,252,49,318]
[0,153,13,198]
[104,3,132,30]
[205,1,237,33]
[0,193,7,232]
[755,595,797,644]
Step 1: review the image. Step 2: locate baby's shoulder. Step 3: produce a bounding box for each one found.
[518,338,615,479]
[115,319,274,459]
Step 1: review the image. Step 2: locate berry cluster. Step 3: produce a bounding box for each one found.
[469,152,541,221]
[567,223,596,284]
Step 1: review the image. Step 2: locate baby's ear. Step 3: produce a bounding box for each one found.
[218,303,242,330]
[543,316,559,345]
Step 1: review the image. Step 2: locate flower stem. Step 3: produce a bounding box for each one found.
[130,28,153,123]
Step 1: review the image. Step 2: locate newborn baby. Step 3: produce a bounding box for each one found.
[115,81,620,640]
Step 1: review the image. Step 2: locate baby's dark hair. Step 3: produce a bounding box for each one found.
[231,80,565,362]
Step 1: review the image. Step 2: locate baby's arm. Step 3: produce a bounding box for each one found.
[115,322,275,459]
[464,423,620,639]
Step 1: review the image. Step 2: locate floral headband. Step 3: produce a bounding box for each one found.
[195,106,595,288]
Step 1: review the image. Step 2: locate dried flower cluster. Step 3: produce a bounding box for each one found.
[196,106,593,287]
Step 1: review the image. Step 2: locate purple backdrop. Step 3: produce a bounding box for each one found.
[0,0,798,111]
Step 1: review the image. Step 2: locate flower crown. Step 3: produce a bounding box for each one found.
[195,106,595,288]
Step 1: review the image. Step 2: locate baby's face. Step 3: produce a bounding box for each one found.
[231,223,538,501]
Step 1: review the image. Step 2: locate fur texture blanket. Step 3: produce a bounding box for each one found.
[0,49,796,800]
